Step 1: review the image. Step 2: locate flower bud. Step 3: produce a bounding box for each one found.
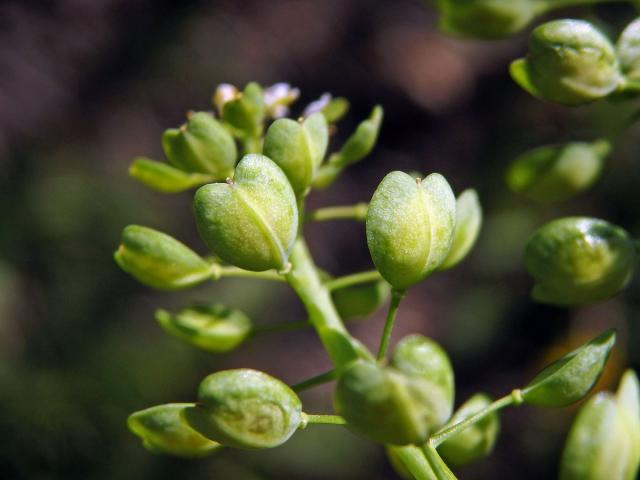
[522,329,616,407]
[184,369,302,449]
[510,19,622,105]
[438,394,500,468]
[332,279,391,320]
[193,154,298,272]
[439,189,482,270]
[506,140,610,204]
[129,157,214,193]
[162,111,237,178]
[525,217,636,305]
[617,18,640,82]
[263,113,329,195]
[221,82,266,138]
[334,359,447,445]
[366,172,456,290]
[213,83,239,115]
[127,403,221,458]
[303,93,350,123]
[155,304,252,353]
[263,82,300,119]
[436,0,536,39]
[114,225,213,290]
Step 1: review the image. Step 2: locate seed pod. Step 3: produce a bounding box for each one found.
[129,157,214,193]
[560,392,638,480]
[128,403,221,458]
[617,370,640,477]
[221,82,266,138]
[193,154,298,272]
[506,140,610,204]
[331,279,391,320]
[618,18,640,82]
[510,19,622,105]
[522,329,616,407]
[155,304,252,353]
[525,217,636,305]
[162,111,237,178]
[366,172,456,290]
[436,0,536,39]
[263,113,328,195]
[438,394,500,468]
[184,369,302,449]
[334,360,447,445]
[114,225,213,290]
[439,189,482,270]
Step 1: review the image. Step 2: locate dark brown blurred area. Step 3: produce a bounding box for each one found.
[1,1,639,479]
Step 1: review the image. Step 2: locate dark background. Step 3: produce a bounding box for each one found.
[1,1,639,479]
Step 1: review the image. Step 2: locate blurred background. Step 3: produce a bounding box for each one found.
[1,1,639,479]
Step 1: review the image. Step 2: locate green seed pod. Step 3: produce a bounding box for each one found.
[439,189,482,270]
[331,279,391,320]
[438,394,500,468]
[184,369,302,449]
[510,19,622,105]
[522,329,616,407]
[129,157,214,193]
[391,334,455,429]
[436,0,536,39]
[155,304,252,353]
[114,225,213,290]
[222,82,266,138]
[506,140,610,204]
[560,392,637,480]
[334,360,446,445]
[618,18,640,82]
[366,172,456,290]
[617,370,640,477]
[262,113,328,195]
[162,111,237,178]
[127,403,221,458]
[193,154,298,272]
[525,217,636,305]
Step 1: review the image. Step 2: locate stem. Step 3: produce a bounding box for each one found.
[305,203,368,223]
[388,445,437,480]
[291,369,336,392]
[428,389,523,448]
[325,270,382,291]
[214,265,285,282]
[377,289,405,361]
[421,444,457,480]
[302,414,347,426]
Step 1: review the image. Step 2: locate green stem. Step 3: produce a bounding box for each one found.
[291,369,336,392]
[324,270,382,291]
[388,445,437,480]
[305,203,368,223]
[421,444,457,480]
[302,414,347,426]
[377,289,405,361]
[428,389,522,447]
[214,265,285,282]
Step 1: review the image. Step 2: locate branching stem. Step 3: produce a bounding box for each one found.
[305,203,368,223]
[291,370,336,392]
[302,414,347,426]
[324,270,382,291]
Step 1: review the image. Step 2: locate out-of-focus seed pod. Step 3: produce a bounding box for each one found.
[616,370,640,478]
[221,82,266,138]
[618,18,640,82]
[162,111,237,178]
[522,329,616,407]
[438,394,500,468]
[331,279,391,320]
[506,140,610,204]
[128,403,221,458]
[263,113,328,195]
[525,217,636,305]
[510,20,622,105]
[439,189,482,270]
[129,157,214,193]
[184,369,302,449]
[114,225,213,290]
[366,171,456,290]
[155,304,252,353]
[193,154,298,272]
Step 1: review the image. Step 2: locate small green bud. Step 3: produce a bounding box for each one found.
[263,113,328,195]
[522,329,616,407]
[222,82,266,138]
[436,0,536,39]
[618,18,640,82]
[438,394,500,468]
[114,225,212,290]
[127,403,221,458]
[193,154,298,272]
[334,105,383,167]
[560,392,638,480]
[332,279,391,320]
[162,111,237,178]
[263,82,300,119]
[129,157,214,193]
[155,304,251,353]
[439,189,482,270]
[366,172,456,290]
[525,217,636,305]
[506,140,610,204]
[510,19,622,105]
[184,369,302,449]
